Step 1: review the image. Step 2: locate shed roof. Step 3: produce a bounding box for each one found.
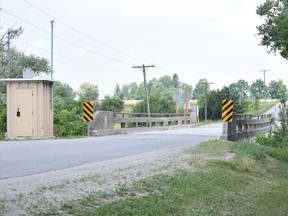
[0,78,57,82]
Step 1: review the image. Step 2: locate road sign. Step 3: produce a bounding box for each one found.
[222,100,233,122]
[83,101,93,122]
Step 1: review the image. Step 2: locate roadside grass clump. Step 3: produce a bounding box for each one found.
[26,140,288,216]
[187,140,232,158]
[0,199,6,215]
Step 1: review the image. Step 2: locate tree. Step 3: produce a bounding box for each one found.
[256,0,288,59]
[120,84,130,100]
[193,79,208,99]
[113,83,121,98]
[172,73,180,88]
[118,75,191,100]
[0,27,50,79]
[229,79,250,105]
[53,82,87,137]
[159,75,172,88]
[268,79,287,99]
[133,96,176,114]
[229,80,250,97]
[198,86,249,121]
[78,82,99,102]
[273,99,288,148]
[53,82,76,110]
[100,96,124,112]
[250,79,265,99]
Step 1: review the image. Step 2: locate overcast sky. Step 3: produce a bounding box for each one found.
[1,0,288,98]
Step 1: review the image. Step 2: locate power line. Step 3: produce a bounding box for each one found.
[23,0,152,65]
[2,5,197,85]
[22,0,198,84]
[1,8,132,66]
[14,39,133,74]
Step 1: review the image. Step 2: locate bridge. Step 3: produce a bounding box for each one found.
[89,111,273,140]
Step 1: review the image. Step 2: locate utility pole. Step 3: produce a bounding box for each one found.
[185,88,188,116]
[175,88,178,114]
[51,20,55,80]
[7,29,11,78]
[201,80,213,121]
[132,64,155,126]
[50,20,55,110]
[261,70,268,103]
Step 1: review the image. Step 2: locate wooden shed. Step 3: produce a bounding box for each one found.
[1,77,55,139]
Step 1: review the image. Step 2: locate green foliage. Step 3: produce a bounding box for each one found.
[113,83,121,98]
[100,96,124,112]
[255,99,288,148]
[250,79,265,99]
[53,82,76,110]
[268,79,287,99]
[133,96,176,114]
[198,85,249,121]
[0,101,7,139]
[53,82,86,137]
[256,134,275,147]
[254,95,260,111]
[257,0,288,59]
[35,140,288,215]
[0,27,50,79]
[0,104,7,132]
[118,74,191,100]
[54,106,87,137]
[229,79,250,99]
[193,79,208,99]
[172,73,180,88]
[78,82,99,102]
[272,99,288,148]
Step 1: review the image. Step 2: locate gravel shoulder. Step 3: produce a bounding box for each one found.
[0,147,195,215]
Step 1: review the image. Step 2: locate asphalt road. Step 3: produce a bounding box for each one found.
[0,124,222,180]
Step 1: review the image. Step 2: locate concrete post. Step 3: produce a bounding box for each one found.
[222,112,237,141]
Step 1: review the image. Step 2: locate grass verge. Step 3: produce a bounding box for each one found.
[28,140,288,216]
[247,100,279,116]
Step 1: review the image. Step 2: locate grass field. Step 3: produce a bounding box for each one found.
[32,140,288,216]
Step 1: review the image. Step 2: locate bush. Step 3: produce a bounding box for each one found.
[133,96,175,113]
[0,102,7,133]
[100,96,124,112]
[54,107,87,137]
[256,134,274,147]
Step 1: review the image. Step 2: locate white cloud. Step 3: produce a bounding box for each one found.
[120,0,231,17]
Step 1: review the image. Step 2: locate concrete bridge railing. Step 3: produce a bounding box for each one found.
[113,112,196,128]
[89,111,197,136]
[221,113,273,141]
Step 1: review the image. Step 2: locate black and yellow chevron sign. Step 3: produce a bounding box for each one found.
[222,100,233,122]
[83,101,93,122]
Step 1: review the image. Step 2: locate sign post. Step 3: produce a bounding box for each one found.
[221,100,233,122]
[83,101,93,136]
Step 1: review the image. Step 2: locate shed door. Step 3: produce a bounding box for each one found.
[16,88,33,136]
